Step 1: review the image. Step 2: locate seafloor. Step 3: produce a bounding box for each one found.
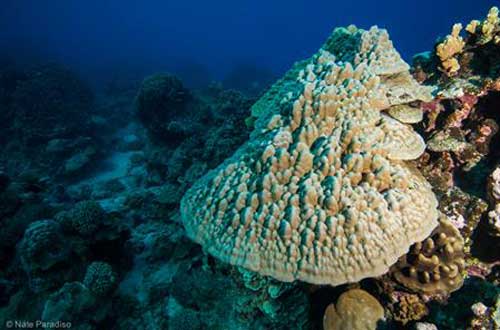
[1,7,500,330]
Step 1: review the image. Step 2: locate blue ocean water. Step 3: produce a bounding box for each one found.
[0,0,494,87]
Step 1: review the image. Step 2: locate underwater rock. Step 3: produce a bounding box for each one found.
[181,26,439,286]
[41,282,108,328]
[63,147,97,175]
[323,289,384,330]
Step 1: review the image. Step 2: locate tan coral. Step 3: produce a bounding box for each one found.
[391,215,465,295]
[392,293,428,325]
[386,104,424,124]
[323,289,384,330]
[181,26,439,286]
[467,6,500,45]
[436,24,465,76]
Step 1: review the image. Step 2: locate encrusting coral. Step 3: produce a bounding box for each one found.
[391,215,465,296]
[181,26,439,286]
[322,289,384,330]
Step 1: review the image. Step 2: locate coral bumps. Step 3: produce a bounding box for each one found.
[181,26,439,285]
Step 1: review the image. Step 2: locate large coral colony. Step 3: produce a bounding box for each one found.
[0,6,499,330]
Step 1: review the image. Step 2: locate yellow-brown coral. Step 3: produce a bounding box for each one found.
[466,7,500,45]
[436,24,465,76]
[181,26,439,286]
[392,293,428,325]
[391,215,465,295]
[323,289,384,330]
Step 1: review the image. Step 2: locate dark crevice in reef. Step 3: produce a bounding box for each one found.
[456,91,500,199]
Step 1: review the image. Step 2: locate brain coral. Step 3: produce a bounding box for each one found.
[83,261,117,296]
[181,26,439,286]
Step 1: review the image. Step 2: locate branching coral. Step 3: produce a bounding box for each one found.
[436,24,465,76]
[466,7,500,45]
[181,26,439,286]
[433,7,500,78]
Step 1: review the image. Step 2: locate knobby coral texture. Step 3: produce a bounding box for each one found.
[181,26,440,286]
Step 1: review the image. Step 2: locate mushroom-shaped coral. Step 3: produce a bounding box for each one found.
[181,26,439,286]
[323,289,384,330]
[391,215,465,295]
[17,220,69,273]
[83,261,117,296]
[56,200,105,236]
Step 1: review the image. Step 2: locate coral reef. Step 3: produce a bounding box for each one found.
[2,7,500,330]
[181,26,439,286]
[5,64,93,145]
